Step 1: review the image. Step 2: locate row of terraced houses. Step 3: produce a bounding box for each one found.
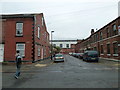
[75,16,120,60]
[0,13,50,63]
[0,14,120,63]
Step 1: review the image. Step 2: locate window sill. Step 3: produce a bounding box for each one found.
[107,54,111,56]
[15,35,23,37]
[113,54,118,56]
[37,37,40,39]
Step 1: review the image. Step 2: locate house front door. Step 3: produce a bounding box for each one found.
[0,44,4,62]
[41,47,44,59]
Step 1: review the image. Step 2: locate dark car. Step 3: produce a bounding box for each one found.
[54,54,64,62]
[78,53,84,59]
[71,53,76,57]
[83,51,99,62]
[74,53,81,58]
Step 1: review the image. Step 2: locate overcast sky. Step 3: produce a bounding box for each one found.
[0,0,119,40]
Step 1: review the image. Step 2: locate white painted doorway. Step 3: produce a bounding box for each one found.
[0,44,4,62]
[41,47,44,59]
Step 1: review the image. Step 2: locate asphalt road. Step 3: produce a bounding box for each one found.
[2,55,119,88]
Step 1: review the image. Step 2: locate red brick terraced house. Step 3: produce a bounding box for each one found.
[75,16,120,60]
[1,13,50,63]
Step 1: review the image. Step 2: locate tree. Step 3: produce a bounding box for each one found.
[53,46,61,54]
[50,45,61,55]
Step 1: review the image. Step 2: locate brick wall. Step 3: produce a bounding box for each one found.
[34,14,50,61]
[4,17,33,61]
[75,16,120,60]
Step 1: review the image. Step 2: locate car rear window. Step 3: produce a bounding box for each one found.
[88,51,98,56]
[55,54,63,57]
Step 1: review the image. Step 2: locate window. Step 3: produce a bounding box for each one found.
[112,24,117,36]
[94,35,95,42]
[16,22,23,36]
[38,26,40,38]
[107,44,110,54]
[38,47,40,56]
[16,43,25,56]
[100,45,103,54]
[47,35,49,42]
[106,28,111,38]
[60,44,63,48]
[53,44,56,47]
[42,17,44,26]
[106,28,109,38]
[66,44,69,48]
[100,32,102,40]
[96,34,98,41]
[91,36,94,43]
[44,48,46,56]
[113,42,118,54]
[94,47,97,51]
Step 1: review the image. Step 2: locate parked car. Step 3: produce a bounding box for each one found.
[74,53,81,58]
[78,53,84,59]
[83,51,99,62]
[71,53,76,57]
[54,54,64,62]
[69,52,72,56]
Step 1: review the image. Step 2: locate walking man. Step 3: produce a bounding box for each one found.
[14,50,22,79]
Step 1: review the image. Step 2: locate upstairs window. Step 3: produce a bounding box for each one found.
[66,44,69,48]
[100,32,103,40]
[42,17,44,26]
[38,26,40,38]
[94,47,97,51]
[94,35,96,42]
[96,34,98,41]
[60,44,63,48]
[53,44,56,47]
[16,22,23,36]
[112,24,117,36]
[106,28,110,38]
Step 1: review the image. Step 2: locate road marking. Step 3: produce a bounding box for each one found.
[35,64,47,67]
[82,67,117,70]
[49,70,62,72]
[114,64,120,66]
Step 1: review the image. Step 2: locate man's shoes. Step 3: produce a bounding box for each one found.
[14,75,18,79]
[18,72,20,76]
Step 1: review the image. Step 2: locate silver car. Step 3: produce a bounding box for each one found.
[54,54,64,62]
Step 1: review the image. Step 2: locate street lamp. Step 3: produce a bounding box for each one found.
[51,31,54,60]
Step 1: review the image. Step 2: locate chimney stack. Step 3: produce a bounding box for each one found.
[91,29,94,35]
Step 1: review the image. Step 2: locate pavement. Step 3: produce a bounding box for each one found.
[2,59,53,73]
[99,57,120,62]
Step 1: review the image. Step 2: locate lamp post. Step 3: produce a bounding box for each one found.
[51,31,54,60]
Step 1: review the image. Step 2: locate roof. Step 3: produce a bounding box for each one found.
[51,40,77,42]
[1,13,43,19]
[82,16,120,42]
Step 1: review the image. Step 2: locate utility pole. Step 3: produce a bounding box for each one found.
[51,31,54,60]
